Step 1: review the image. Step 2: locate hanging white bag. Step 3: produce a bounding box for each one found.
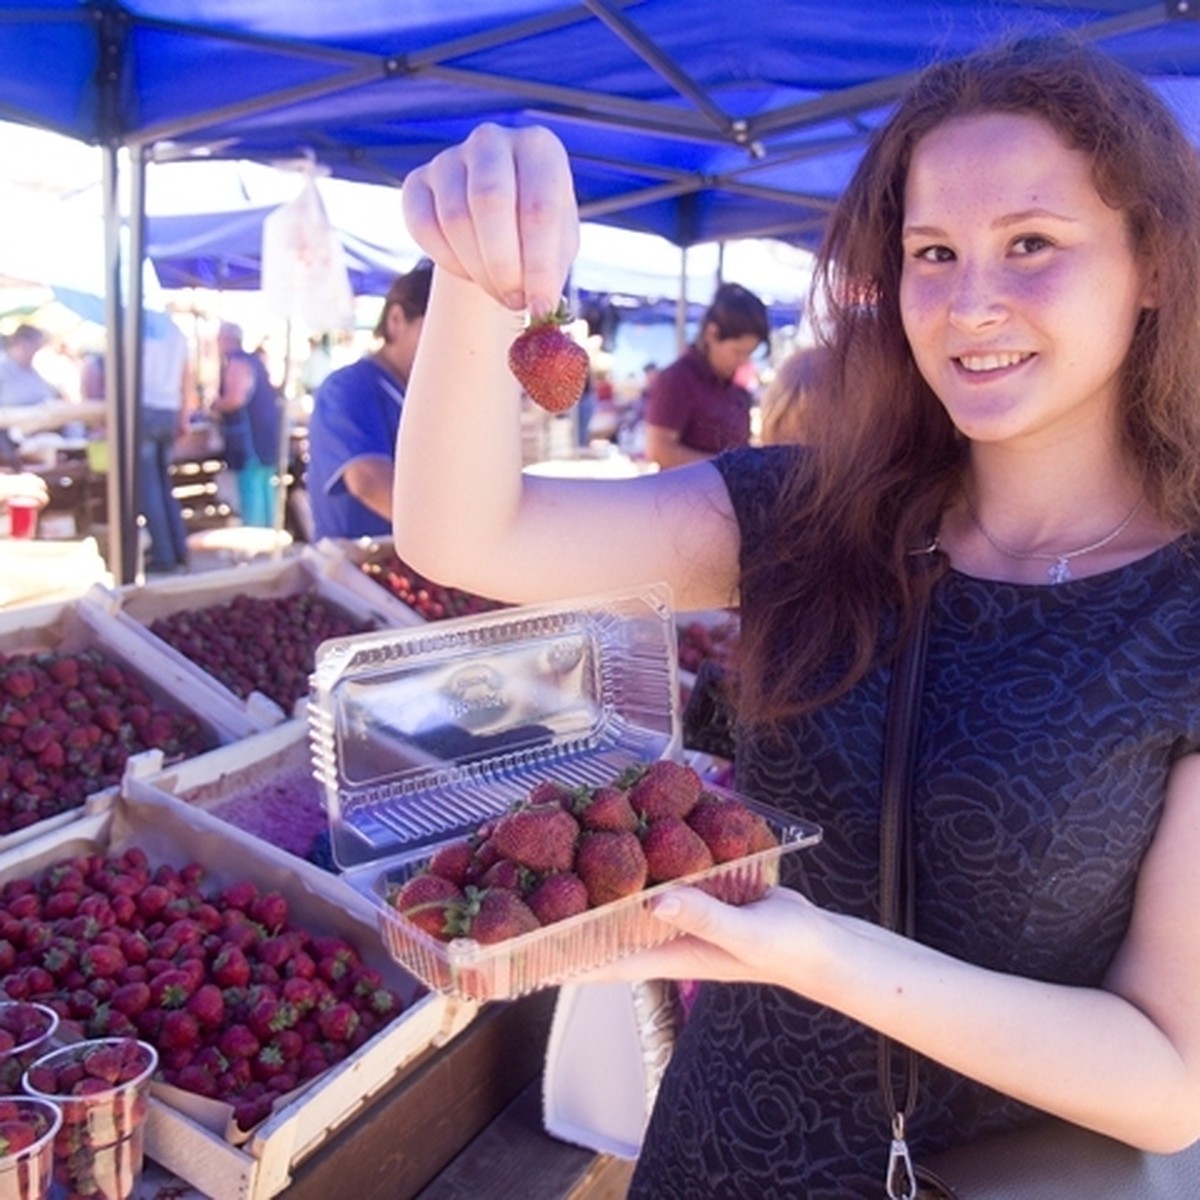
[541,980,681,1160]
[261,175,355,333]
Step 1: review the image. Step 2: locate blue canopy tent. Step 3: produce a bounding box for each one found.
[1,0,1199,582]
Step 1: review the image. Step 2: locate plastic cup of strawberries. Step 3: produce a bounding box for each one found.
[22,1038,157,1200]
[0,1095,61,1200]
[0,1006,59,1095]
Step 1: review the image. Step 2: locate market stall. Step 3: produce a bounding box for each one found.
[0,536,761,1198]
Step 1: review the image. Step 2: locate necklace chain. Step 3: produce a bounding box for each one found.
[967,497,1143,584]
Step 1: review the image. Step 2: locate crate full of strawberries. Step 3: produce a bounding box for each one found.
[0,598,252,853]
[0,791,474,1200]
[85,548,402,727]
[311,585,822,1001]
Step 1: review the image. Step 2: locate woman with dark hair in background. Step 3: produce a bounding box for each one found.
[643,281,770,469]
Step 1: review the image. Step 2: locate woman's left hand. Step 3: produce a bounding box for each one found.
[576,884,827,988]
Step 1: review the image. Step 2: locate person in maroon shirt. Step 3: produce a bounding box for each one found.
[643,282,770,469]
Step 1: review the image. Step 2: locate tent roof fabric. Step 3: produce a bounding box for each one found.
[3,2,1200,247]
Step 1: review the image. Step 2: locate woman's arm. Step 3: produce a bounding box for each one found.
[597,754,1200,1152]
[211,358,252,415]
[644,423,715,469]
[396,124,740,610]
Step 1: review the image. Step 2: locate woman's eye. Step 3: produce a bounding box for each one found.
[913,244,954,264]
[1012,234,1052,255]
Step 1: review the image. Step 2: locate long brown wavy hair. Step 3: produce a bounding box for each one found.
[734,33,1200,728]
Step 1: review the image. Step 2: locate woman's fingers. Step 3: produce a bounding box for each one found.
[402,123,577,314]
[512,125,579,317]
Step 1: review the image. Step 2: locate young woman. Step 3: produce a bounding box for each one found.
[395,34,1200,1198]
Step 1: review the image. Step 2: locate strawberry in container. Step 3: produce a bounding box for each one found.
[23,1037,156,1200]
[310,585,823,1003]
[0,1004,58,1093]
[0,1095,61,1200]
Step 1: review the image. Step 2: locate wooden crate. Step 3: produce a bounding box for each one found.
[0,596,261,855]
[82,545,420,727]
[0,790,478,1200]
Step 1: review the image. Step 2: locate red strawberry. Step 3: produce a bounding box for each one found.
[623,760,704,821]
[507,306,590,413]
[249,891,289,934]
[525,872,589,925]
[184,984,225,1032]
[233,1093,275,1132]
[479,858,530,892]
[219,880,259,913]
[80,1042,125,1084]
[0,1118,37,1153]
[394,873,464,940]
[110,981,152,1017]
[446,887,540,945]
[173,1062,219,1099]
[159,1009,201,1051]
[641,816,714,883]
[491,806,579,873]
[247,997,297,1042]
[316,1000,361,1044]
[426,839,474,887]
[573,784,639,833]
[574,830,648,907]
[219,1023,261,1061]
[281,977,322,1014]
[136,883,173,921]
[745,810,781,854]
[526,780,574,809]
[212,944,252,989]
[148,968,194,1009]
[79,943,126,980]
[686,794,761,862]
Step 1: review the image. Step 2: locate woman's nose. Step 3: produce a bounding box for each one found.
[947,263,1006,330]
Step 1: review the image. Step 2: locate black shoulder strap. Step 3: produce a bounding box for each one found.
[877,594,934,1199]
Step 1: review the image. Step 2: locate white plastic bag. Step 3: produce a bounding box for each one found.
[542,980,680,1160]
[261,177,355,332]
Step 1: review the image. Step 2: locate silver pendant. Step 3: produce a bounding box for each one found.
[1048,557,1072,584]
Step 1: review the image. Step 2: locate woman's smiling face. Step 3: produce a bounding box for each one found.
[899,111,1153,451]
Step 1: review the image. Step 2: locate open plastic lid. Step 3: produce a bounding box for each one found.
[309,584,680,869]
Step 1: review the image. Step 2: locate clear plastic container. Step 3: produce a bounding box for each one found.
[310,584,822,1000]
[23,1037,157,1200]
[0,1004,58,1094]
[0,1095,61,1200]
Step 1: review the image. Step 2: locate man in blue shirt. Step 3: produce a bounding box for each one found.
[306,261,431,540]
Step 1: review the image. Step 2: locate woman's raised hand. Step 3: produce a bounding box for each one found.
[402,123,579,320]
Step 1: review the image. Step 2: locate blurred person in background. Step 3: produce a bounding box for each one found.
[305,261,431,540]
[214,322,283,529]
[0,325,58,408]
[759,344,833,446]
[643,283,769,469]
[139,315,196,573]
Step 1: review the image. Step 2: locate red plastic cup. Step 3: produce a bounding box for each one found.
[22,1038,157,1200]
[0,1094,61,1200]
[6,497,40,540]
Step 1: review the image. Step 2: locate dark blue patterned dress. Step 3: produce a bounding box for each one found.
[630,446,1200,1199]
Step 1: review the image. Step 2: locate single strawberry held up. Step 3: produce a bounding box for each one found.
[508,302,589,413]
